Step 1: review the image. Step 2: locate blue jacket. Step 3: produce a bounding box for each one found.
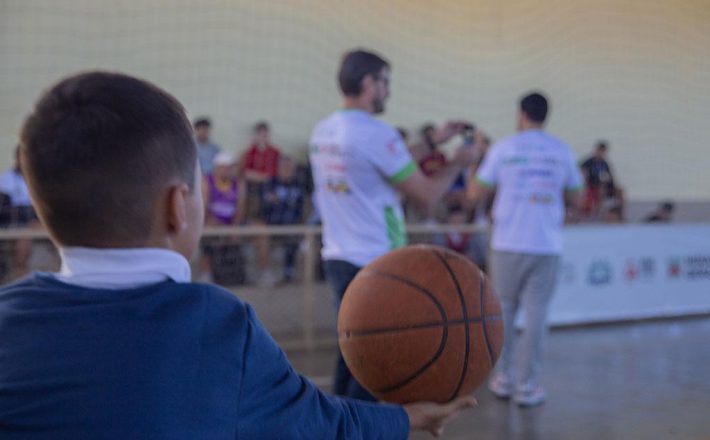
[0,275,408,439]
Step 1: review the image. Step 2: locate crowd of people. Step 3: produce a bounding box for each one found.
[195,120,308,286]
[0,123,677,287]
[0,102,676,287]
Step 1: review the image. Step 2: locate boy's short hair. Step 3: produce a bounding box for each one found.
[519,92,549,124]
[20,71,197,247]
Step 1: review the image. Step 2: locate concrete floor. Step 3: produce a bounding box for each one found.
[287,317,710,440]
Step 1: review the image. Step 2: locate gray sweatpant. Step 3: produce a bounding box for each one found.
[490,250,560,387]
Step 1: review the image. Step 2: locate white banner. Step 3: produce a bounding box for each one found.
[548,224,710,325]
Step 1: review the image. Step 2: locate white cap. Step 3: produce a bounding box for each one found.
[213,151,236,166]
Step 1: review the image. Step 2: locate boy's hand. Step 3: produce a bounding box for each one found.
[403,395,477,437]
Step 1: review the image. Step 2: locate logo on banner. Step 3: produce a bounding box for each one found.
[667,258,682,278]
[624,259,638,281]
[587,260,612,286]
[624,257,655,282]
[686,255,710,280]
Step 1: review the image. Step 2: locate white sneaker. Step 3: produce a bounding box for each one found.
[514,381,546,407]
[488,372,513,399]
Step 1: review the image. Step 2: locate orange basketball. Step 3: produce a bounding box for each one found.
[337,244,503,404]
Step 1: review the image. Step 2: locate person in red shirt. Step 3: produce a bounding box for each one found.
[241,121,282,285]
[242,121,281,183]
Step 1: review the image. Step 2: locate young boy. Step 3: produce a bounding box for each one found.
[0,72,474,438]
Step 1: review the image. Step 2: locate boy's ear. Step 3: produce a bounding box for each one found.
[166,183,190,234]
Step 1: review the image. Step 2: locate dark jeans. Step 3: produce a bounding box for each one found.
[323,259,377,402]
[282,242,298,279]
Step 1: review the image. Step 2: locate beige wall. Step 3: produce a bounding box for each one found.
[1,0,708,199]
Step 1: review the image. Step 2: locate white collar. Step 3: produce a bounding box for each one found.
[55,247,191,290]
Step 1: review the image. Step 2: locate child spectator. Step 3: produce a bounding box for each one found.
[241,122,282,283]
[241,121,281,220]
[198,151,246,284]
[194,117,221,176]
[441,203,471,256]
[261,155,305,282]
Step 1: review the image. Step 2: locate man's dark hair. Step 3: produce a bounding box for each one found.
[253,121,269,132]
[661,201,675,212]
[338,49,390,97]
[20,71,196,247]
[194,117,211,129]
[520,92,549,124]
[596,140,608,151]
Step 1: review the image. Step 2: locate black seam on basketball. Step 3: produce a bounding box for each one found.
[359,269,449,324]
[432,250,471,402]
[359,269,450,395]
[339,316,502,338]
[479,272,497,367]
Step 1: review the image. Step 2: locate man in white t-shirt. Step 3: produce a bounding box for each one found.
[468,92,582,407]
[310,49,480,401]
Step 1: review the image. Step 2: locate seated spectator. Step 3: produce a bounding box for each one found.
[240,121,282,284]
[194,118,221,176]
[0,146,39,281]
[241,120,281,194]
[261,156,306,282]
[644,201,675,223]
[441,203,471,256]
[204,152,245,226]
[580,141,617,220]
[198,151,246,284]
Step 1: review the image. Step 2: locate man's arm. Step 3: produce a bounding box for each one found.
[466,173,494,205]
[465,136,499,205]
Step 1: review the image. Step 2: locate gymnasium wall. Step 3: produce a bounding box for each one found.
[1,0,708,200]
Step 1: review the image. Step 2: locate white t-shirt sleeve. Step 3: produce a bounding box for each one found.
[362,128,416,184]
[475,143,501,188]
[564,148,584,190]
